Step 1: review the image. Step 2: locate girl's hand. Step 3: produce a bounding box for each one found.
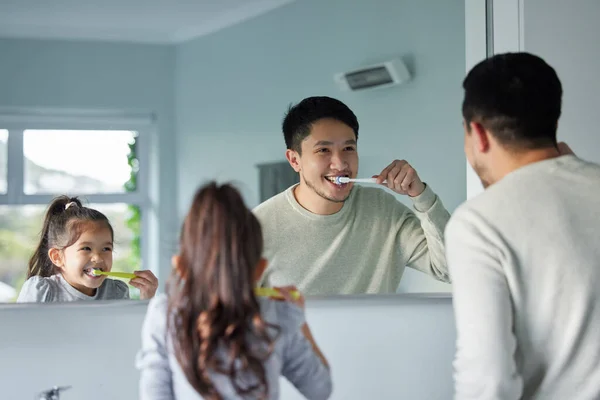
[130,270,159,300]
[273,285,305,309]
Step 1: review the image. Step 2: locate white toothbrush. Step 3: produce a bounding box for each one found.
[334,177,387,184]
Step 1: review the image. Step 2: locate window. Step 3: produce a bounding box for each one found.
[0,112,151,302]
[23,130,136,195]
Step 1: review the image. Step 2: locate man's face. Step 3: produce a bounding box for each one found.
[289,118,359,203]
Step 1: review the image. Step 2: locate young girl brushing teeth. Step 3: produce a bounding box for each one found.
[17,196,158,302]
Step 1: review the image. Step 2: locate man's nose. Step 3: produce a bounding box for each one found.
[330,151,348,170]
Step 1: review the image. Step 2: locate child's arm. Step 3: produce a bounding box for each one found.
[275,286,332,400]
[301,323,329,369]
[135,295,174,400]
[274,286,329,369]
[281,324,333,400]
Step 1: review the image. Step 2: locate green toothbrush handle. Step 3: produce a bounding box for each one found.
[99,271,137,279]
[254,287,301,300]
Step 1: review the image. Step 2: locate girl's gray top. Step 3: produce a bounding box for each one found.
[136,293,332,400]
[16,274,129,302]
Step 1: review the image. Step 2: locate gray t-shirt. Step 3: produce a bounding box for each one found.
[136,293,332,400]
[16,274,130,302]
[446,155,600,399]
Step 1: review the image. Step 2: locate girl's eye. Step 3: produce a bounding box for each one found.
[103,247,113,252]
[79,247,91,251]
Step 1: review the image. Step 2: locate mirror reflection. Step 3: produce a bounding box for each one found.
[253,97,452,296]
[1,129,155,302]
[0,0,467,303]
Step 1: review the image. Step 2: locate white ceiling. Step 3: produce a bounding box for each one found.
[0,0,294,44]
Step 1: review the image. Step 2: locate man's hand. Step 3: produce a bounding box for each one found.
[374,159,426,197]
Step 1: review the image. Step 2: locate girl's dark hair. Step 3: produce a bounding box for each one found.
[27,195,114,279]
[167,182,278,400]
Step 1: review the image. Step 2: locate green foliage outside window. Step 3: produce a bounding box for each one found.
[123,136,141,299]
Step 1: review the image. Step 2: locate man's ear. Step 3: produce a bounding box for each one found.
[469,121,491,153]
[285,149,302,173]
[254,258,268,283]
[48,248,64,268]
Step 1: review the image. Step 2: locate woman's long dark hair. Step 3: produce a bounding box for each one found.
[167,182,278,399]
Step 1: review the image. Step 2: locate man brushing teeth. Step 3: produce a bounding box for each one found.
[253,96,452,295]
[324,173,350,189]
[279,114,359,214]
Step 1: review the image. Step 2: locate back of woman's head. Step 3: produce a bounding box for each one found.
[168,182,276,400]
[27,195,113,279]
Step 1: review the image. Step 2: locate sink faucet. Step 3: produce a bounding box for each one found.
[36,386,72,400]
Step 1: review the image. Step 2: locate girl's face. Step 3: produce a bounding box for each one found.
[49,221,114,296]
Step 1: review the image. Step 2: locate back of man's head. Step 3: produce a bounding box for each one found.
[462,52,563,150]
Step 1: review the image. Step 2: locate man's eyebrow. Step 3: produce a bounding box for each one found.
[313,139,357,146]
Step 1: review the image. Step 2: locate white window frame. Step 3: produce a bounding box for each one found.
[0,107,155,273]
[464,0,499,200]
[489,0,524,54]
[465,0,525,200]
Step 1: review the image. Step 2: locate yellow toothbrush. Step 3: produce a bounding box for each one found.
[90,269,298,297]
[91,269,136,279]
[254,287,301,300]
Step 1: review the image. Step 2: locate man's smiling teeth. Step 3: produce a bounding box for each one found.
[325,175,349,183]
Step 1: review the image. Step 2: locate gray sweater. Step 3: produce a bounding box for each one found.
[446,155,600,399]
[253,183,451,295]
[136,294,332,400]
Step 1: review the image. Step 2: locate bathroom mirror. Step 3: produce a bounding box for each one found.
[0,0,475,303]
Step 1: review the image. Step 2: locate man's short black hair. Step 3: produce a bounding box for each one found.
[462,52,563,149]
[282,96,359,153]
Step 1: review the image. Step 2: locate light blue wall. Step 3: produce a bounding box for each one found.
[0,38,173,112]
[0,38,178,283]
[176,0,466,216]
[524,0,600,165]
